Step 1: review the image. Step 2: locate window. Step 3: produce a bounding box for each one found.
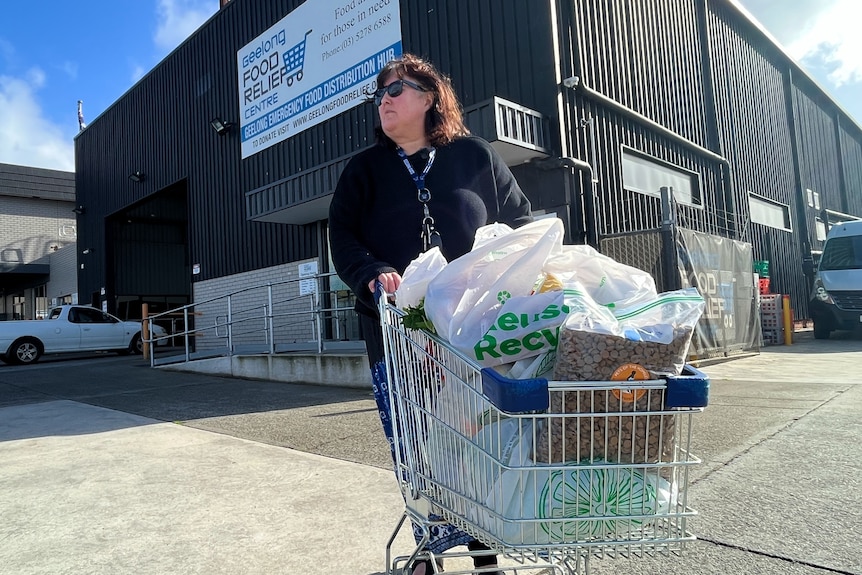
[74,307,114,324]
[12,295,25,320]
[820,236,862,271]
[621,147,701,207]
[815,219,827,242]
[748,193,791,231]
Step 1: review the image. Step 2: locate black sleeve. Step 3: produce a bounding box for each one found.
[328,157,397,315]
[488,142,534,228]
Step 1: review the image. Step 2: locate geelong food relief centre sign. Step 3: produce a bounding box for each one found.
[237,0,402,159]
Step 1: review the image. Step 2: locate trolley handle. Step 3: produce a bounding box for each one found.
[374,280,395,306]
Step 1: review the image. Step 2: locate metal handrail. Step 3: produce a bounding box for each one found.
[144,272,360,367]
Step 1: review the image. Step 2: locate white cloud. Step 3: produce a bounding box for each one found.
[131,64,146,84]
[60,61,78,80]
[0,69,75,171]
[784,0,862,87]
[154,0,216,53]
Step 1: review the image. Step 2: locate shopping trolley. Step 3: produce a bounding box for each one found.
[282,29,312,86]
[378,291,709,575]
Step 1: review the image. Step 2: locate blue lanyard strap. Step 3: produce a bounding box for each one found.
[396,147,442,251]
[397,147,436,192]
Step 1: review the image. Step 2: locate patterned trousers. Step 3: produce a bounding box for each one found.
[370,359,474,554]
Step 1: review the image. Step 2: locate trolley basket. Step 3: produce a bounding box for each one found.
[379,293,708,575]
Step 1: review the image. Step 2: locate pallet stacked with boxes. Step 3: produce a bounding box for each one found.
[759,294,784,345]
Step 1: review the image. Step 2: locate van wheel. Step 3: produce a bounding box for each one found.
[813,322,831,340]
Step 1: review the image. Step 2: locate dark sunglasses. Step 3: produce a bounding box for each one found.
[373,79,428,106]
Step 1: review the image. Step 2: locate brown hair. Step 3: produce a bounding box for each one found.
[373,53,470,147]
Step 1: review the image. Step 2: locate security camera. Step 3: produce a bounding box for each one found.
[562,76,580,89]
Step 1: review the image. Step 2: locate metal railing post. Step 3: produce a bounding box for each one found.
[268,284,275,355]
[184,307,191,362]
[226,295,233,353]
[314,291,323,354]
[148,317,155,368]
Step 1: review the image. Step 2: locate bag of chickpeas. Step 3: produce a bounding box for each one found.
[533,286,704,464]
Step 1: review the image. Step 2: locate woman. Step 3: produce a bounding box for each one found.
[328,53,533,574]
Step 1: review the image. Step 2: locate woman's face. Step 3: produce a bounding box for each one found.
[376,72,433,144]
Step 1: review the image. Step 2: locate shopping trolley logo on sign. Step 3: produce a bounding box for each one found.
[282,30,313,86]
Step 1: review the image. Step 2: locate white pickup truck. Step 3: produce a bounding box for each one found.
[0,305,168,365]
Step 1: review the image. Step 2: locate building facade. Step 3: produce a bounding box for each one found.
[0,163,78,319]
[74,0,862,352]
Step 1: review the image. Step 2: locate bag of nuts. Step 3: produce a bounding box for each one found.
[533,287,703,464]
[533,330,692,464]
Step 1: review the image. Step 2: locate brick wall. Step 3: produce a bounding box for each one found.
[191,259,321,353]
[0,196,76,265]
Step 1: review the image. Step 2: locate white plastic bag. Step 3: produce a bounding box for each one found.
[503,350,556,380]
[543,244,657,309]
[471,289,570,366]
[462,418,534,504]
[483,461,673,545]
[424,218,566,362]
[396,247,448,309]
[556,286,705,378]
[471,222,515,249]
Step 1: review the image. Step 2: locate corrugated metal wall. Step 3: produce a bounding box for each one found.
[557,0,733,241]
[704,1,806,310]
[401,0,556,114]
[554,0,862,320]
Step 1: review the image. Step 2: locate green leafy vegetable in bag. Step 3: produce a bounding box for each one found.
[401,297,437,333]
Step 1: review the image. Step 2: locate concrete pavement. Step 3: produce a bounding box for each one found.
[1,332,860,574]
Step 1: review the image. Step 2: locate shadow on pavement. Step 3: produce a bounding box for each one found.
[0,354,377,443]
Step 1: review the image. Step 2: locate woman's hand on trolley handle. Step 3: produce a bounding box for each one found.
[369,271,402,296]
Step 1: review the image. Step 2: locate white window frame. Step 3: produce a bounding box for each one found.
[748,192,792,232]
[620,146,702,208]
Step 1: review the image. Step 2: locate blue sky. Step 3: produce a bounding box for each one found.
[2,0,861,172]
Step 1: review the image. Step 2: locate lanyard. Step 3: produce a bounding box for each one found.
[397,147,436,190]
[397,147,442,251]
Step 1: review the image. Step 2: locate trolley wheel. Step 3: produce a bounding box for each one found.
[296,70,303,82]
[287,76,294,86]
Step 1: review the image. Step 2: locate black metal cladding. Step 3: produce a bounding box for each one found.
[554,0,862,319]
[705,2,807,312]
[559,0,733,239]
[400,0,558,126]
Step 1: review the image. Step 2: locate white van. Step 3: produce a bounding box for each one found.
[809,220,862,339]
